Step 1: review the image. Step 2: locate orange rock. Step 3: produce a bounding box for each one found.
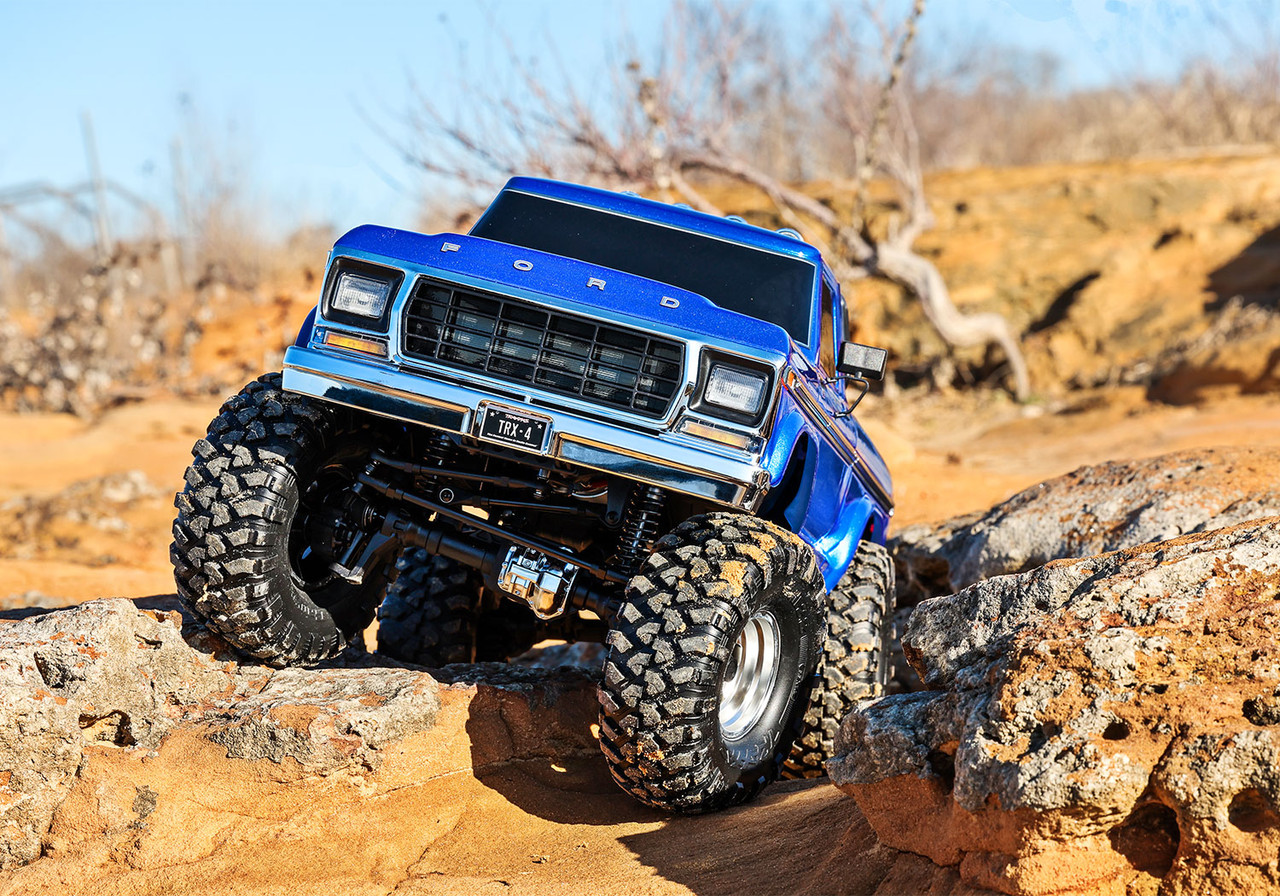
[835,518,1280,895]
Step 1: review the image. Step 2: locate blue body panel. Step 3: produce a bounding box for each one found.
[334,228,795,360]
[294,305,317,346]
[313,176,893,592]
[756,342,893,590]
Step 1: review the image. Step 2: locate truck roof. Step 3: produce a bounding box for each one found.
[496,177,826,268]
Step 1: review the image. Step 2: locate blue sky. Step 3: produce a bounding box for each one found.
[0,0,1238,244]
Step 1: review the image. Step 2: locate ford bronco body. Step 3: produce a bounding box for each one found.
[171,177,895,813]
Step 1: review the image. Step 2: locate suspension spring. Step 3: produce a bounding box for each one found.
[410,433,458,496]
[425,433,454,468]
[612,485,666,575]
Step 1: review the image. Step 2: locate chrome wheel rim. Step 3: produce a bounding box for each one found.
[718,609,782,741]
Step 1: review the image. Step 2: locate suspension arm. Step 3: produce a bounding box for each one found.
[357,472,630,586]
[462,496,599,516]
[355,505,620,622]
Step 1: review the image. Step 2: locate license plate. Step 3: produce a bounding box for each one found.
[477,404,551,453]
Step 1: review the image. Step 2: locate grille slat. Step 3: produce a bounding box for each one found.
[402,280,684,418]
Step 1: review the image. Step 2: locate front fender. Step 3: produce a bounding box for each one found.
[761,391,809,488]
[813,494,876,590]
[293,306,318,347]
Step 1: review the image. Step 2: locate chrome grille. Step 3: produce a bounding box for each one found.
[402,279,684,418]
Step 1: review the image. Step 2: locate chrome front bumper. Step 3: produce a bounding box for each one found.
[281,345,769,510]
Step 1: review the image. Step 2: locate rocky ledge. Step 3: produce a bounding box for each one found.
[0,597,970,896]
[0,598,599,873]
[832,517,1280,895]
[892,446,1280,607]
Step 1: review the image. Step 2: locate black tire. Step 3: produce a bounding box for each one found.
[888,606,923,693]
[377,549,541,667]
[170,373,383,667]
[598,513,825,814]
[783,539,894,778]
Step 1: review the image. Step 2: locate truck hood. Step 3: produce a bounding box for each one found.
[334,225,795,360]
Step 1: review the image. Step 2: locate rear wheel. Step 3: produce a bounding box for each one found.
[598,513,824,813]
[170,373,384,667]
[784,539,894,777]
[377,549,541,667]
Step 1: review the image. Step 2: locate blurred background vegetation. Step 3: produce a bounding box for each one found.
[1,0,1277,415]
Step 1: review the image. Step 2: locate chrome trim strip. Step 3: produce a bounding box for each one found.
[556,434,755,508]
[283,359,469,431]
[786,372,895,509]
[282,345,764,510]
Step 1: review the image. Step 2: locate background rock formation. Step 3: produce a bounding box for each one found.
[892,446,1280,606]
[833,518,1280,895]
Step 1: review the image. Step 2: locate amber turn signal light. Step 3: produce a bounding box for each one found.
[322,330,388,357]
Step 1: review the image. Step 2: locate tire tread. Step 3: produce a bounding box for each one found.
[598,512,824,814]
[170,373,357,668]
[783,539,894,777]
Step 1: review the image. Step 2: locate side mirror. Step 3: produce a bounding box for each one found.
[837,343,887,381]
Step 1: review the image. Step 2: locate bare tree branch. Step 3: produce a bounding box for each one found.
[392,0,1034,400]
[852,0,925,230]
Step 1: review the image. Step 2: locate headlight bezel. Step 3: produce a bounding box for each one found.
[690,349,775,427]
[321,257,404,331]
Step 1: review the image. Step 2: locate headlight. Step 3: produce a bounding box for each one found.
[321,259,404,330]
[704,365,768,416]
[331,271,394,319]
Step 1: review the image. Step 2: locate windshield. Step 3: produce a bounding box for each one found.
[470,191,815,344]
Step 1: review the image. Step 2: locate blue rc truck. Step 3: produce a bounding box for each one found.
[172,177,895,813]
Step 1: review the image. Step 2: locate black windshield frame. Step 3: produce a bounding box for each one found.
[470,191,816,345]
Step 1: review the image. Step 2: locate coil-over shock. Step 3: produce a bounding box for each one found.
[612,484,666,576]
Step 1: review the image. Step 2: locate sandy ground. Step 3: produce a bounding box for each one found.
[3,734,939,896]
[869,386,1280,527]
[0,398,211,603]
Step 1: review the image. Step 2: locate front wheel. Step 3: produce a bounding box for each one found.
[170,373,384,667]
[597,513,825,814]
